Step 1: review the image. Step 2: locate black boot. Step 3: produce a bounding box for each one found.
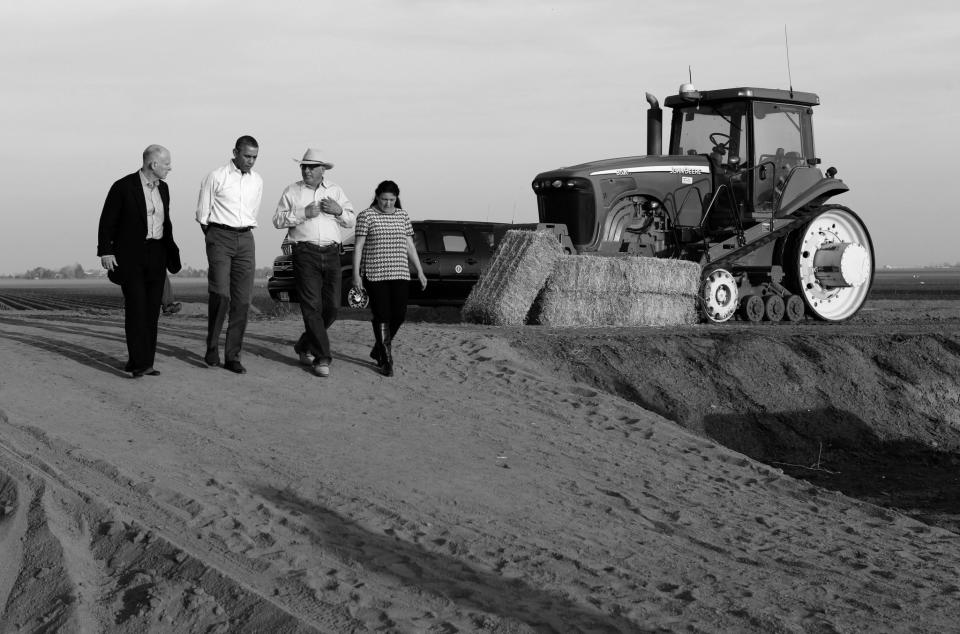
[378,322,393,377]
[370,322,385,367]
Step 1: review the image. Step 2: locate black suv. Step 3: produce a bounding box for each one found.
[267,220,523,306]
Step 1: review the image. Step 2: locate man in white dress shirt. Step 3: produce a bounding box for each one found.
[196,135,263,374]
[273,148,355,377]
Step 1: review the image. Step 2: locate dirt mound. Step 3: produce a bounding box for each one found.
[510,315,960,530]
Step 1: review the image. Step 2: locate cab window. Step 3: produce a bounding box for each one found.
[672,102,748,167]
[752,102,814,212]
[753,102,810,159]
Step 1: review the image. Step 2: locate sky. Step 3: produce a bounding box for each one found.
[1,0,958,274]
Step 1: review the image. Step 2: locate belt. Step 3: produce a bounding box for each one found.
[294,241,340,252]
[209,222,253,233]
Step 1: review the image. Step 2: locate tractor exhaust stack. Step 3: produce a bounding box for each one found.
[645,92,662,155]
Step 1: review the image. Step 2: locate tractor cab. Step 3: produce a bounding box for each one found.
[665,86,820,223]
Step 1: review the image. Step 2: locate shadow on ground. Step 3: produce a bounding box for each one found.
[704,408,960,533]
[252,484,636,632]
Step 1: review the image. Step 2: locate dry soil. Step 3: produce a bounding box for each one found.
[1,299,960,632]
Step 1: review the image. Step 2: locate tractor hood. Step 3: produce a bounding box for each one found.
[532,154,713,250]
[534,154,710,180]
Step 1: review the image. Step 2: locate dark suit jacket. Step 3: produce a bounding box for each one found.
[97,171,181,285]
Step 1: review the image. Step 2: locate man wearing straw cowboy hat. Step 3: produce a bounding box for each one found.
[272,148,355,377]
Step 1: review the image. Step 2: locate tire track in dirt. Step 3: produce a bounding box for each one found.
[0,414,358,632]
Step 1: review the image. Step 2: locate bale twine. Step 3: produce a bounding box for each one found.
[530,255,701,327]
[461,229,564,325]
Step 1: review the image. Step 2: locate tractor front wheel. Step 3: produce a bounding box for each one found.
[699,268,739,323]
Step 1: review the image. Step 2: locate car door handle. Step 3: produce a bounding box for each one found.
[423,257,438,264]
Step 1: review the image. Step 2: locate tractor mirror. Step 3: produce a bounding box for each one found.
[759,165,767,180]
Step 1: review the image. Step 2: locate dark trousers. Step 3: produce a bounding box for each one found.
[293,243,342,365]
[121,241,167,372]
[161,274,174,306]
[364,278,409,336]
[205,227,255,363]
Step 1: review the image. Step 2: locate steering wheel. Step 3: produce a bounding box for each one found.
[709,132,730,154]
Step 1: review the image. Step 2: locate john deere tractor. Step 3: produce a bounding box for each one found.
[531,84,873,323]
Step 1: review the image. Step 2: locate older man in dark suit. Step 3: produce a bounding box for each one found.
[97,145,181,377]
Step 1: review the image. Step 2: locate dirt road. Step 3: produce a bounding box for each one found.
[2,301,960,632]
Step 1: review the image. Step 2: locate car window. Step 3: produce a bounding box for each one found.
[413,230,427,252]
[480,231,494,250]
[441,232,468,252]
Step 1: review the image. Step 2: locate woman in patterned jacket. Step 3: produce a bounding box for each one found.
[352,180,427,376]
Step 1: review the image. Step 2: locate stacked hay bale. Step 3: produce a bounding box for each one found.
[529,255,700,327]
[461,229,564,325]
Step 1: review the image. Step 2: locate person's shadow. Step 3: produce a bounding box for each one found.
[0,328,129,377]
[251,484,639,632]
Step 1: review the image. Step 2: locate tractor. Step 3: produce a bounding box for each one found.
[531,83,873,322]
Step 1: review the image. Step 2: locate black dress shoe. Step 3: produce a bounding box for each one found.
[224,361,247,374]
[204,351,221,367]
[131,367,159,377]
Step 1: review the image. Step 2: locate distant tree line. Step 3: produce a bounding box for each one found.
[1,265,273,279]
[2,264,87,279]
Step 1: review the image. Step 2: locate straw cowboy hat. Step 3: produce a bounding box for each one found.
[294,148,334,169]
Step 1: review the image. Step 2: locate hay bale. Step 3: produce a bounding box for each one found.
[462,229,564,325]
[542,255,700,295]
[532,290,697,326]
[530,255,700,327]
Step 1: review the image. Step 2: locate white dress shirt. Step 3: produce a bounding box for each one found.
[272,179,355,245]
[196,160,263,228]
[139,170,165,240]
